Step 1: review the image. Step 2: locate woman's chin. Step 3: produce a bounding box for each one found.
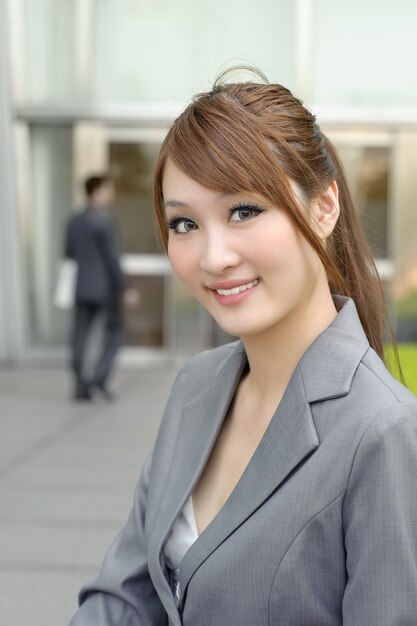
[213,318,268,340]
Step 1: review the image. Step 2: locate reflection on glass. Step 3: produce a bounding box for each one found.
[124,275,165,347]
[337,145,390,259]
[29,125,74,345]
[392,133,417,342]
[108,141,171,350]
[109,142,161,254]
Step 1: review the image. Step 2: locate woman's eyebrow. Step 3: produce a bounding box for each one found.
[164,192,238,211]
[164,200,190,210]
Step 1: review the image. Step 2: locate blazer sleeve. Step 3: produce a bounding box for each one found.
[68,454,168,626]
[342,401,417,625]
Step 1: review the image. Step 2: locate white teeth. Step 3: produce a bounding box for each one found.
[216,279,260,296]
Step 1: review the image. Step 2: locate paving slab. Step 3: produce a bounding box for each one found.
[0,363,178,626]
[0,570,96,626]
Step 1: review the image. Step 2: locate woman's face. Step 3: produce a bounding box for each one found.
[163,159,325,339]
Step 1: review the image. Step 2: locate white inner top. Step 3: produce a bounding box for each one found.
[164,496,199,571]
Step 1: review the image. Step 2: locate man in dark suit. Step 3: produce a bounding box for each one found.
[65,174,126,401]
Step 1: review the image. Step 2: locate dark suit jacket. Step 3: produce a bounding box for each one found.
[68,296,417,625]
[65,206,125,305]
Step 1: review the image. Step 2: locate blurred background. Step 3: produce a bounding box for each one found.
[1,0,417,372]
[1,1,417,625]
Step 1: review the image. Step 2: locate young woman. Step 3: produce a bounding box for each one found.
[69,71,417,625]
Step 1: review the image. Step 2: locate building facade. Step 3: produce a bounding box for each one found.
[2,0,417,363]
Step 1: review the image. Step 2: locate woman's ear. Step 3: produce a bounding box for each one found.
[312,180,340,240]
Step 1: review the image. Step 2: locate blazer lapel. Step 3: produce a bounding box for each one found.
[177,362,319,599]
[151,343,248,563]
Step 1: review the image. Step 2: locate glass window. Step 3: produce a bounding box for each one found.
[93,0,296,102]
[313,0,417,106]
[124,275,165,347]
[28,125,74,345]
[336,144,390,259]
[21,0,75,103]
[109,142,161,254]
[392,132,417,342]
[108,140,171,349]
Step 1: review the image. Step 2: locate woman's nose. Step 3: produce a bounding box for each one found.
[199,231,240,275]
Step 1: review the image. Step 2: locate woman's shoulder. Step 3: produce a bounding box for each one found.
[311,345,417,453]
[344,347,417,444]
[359,347,417,408]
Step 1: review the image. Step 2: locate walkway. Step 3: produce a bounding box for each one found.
[0,363,178,626]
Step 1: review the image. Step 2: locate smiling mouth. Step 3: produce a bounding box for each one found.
[215,279,260,296]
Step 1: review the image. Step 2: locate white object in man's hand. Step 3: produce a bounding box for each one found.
[124,287,141,308]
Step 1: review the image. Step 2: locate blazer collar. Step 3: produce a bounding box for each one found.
[153,295,369,610]
[299,295,369,402]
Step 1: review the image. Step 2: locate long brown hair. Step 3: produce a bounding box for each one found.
[153,68,398,368]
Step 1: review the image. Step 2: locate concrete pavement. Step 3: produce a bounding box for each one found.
[0,362,179,626]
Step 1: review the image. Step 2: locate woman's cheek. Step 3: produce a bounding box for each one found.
[250,230,293,269]
[168,241,196,286]
[167,242,183,280]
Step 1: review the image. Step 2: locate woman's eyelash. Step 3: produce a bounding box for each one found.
[166,216,190,230]
[229,202,265,216]
[166,203,264,232]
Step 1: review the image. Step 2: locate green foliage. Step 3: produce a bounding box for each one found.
[385,343,417,395]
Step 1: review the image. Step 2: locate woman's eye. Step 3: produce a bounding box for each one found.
[167,217,197,234]
[230,205,264,222]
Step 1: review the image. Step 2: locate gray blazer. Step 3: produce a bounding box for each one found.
[69,296,417,625]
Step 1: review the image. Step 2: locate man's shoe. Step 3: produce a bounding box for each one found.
[73,386,92,401]
[94,383,117,402]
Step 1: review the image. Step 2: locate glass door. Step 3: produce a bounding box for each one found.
[108,136,171,351]
[73,124,174,357]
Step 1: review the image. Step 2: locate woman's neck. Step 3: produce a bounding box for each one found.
[241,287,337,401]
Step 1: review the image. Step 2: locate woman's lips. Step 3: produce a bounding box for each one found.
[215,278,260,296]
[209,278,261,305]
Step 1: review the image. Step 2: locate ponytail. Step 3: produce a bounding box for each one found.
[324,137,403,379]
